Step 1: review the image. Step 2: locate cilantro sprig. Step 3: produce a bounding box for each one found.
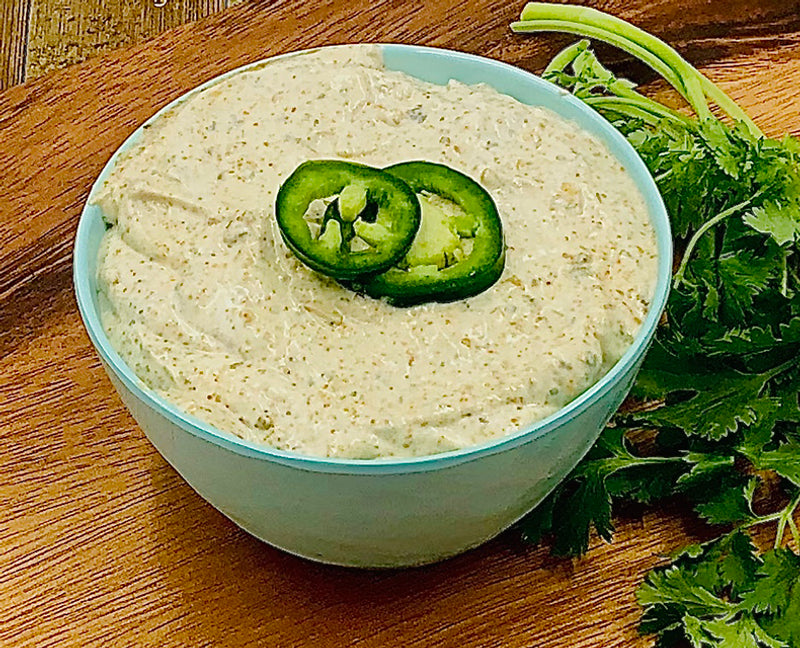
[511,4,800,646]
[638,532,800,647]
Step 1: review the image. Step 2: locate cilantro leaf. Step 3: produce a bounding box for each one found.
[631,372,772,440]
[692,478,757,527]
[705,318,800,360]
[629,339,713,400]
[695,615,787,648]
[516,463,612,556]
[668,531,760,597]
[758,571,800,646]
[637,567,733,618]
[553,463,614,555]
[637,533,793,648]
[699,118,747,180]
[676,451,735,488]
[714,531,763,597]
[744,200,800,247]
[716,250,777,322]
[517,431,621,555]
[741,549,800,615]
[516,427,687,555]
[750,442,800,487]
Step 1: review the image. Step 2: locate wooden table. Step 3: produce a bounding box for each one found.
[2,1,799,646]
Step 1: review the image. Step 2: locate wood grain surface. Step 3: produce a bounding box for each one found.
[24,0,232,81]
[0,1,31,88]
[1,1,799,646]
[0,0,239,90]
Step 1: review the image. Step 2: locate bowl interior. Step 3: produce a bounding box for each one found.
[73,43,672,474]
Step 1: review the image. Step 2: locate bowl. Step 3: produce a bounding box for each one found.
[73,44,672,568]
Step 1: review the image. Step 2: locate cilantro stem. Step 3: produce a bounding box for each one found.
[585,96,693,127]
[781,250,789,297]
[514,4,706,113]
[747,511,783,526]
[542,39,692,127]
[788,510,800,548]
[653,167,674,184]
[789,255,800,288]
[513,16,695,111]
[542,39,693,128]
[763,355,800,382]
[673,196,758,288]
[743,490,800,549]
[700,79,763,138]
[512,3,763,137]
[774,490,800,549]
[542,39,587,76]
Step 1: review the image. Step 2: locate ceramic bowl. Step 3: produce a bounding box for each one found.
[74,44,672,567]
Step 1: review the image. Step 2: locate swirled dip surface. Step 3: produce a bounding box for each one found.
[95,45,658,459]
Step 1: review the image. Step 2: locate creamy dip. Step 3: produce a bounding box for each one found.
[95,45,658,459]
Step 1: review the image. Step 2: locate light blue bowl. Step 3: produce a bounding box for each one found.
[74,44,672,567]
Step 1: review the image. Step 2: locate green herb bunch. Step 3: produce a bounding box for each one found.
[511,4,800,646]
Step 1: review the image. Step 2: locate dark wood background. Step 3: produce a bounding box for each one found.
[2,1,799,646]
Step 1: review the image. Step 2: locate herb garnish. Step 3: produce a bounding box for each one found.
[512,4,800,646]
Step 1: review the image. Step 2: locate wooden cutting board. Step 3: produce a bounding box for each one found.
[2,1,799,646]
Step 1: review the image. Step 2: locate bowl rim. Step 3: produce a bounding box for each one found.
[73,42,672,475]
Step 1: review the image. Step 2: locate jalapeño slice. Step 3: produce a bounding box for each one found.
[275,160,421,280]
[360,161,505,305]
